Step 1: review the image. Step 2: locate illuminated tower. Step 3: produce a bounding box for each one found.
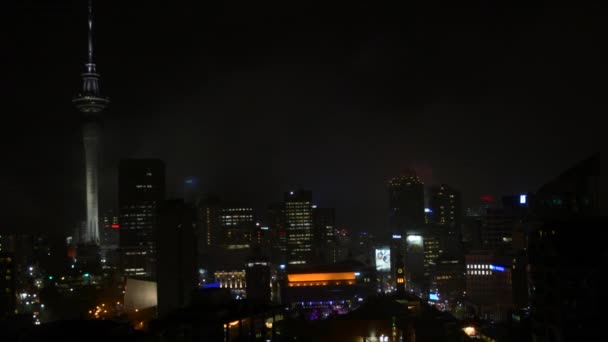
[72,0,109,245]
[284,190,314,265]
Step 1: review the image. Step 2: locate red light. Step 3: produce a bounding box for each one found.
[480,195,496,203]
[111,224,120,229]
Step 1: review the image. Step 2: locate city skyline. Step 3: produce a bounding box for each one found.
[2,1,603,236]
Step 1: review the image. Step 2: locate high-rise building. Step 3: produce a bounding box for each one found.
[118,159,165,279]
[100,211,119,264]
[284,190,314,265]
[0,253,16,318]
[267,203,287,264]
[245,247,271,304]
[195,196,221,249]
[313,207,336,264]
[429,184,462,235]
[388,171,425,233]
[156,199,197,318]
[465,251,515,322]
[72,0,109,246]
[220,205,254,249]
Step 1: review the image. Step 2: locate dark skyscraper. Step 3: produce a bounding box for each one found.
[429,184,462,234]
[313,207,336,264]
[72,0,109,246]
[284,190,314,265]
[195,196,221,249]
[0,253,16,318]
[156,199,197,318]
[388,171,425,233]
[118,159,165,279]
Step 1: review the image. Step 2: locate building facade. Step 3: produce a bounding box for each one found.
[118,159,165,279]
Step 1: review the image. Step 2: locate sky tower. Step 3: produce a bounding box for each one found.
[73,0,109,245]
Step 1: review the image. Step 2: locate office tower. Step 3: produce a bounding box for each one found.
[72,0,109,246]
[118,159,165,279]
[429,184,462,234]
[220,205,254,249]
[313,207,336,264]
[284,190,314,265]
[388,171,425,233]
[196,196,221,249]
[422,232,441,279]
[0,253,16,318]
[156,199,197,318]
[432,257,465,312]
[245,247,271,304]
[267,202,287,264]
[100,211,119,265]
[465,252,514,322]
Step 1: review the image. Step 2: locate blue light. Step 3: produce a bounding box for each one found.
[392,234,402,239]
[203,282,220,289]
[279,264,286,270]
[429,293,439,301]
[520,194,527,204]
[490,265,505,272]
[354,272,361,276]
[424,208,432,213]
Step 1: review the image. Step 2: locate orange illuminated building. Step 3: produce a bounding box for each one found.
[287,272,356,287]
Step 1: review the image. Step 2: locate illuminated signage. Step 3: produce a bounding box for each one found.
[490,265,505,272]
[375,248,391,272]
[111,224,120,229]
[520,194,527,204]
[287,272,356,282]
[429,293,439,301]
[392,234,402,239]
[424,208,432,213]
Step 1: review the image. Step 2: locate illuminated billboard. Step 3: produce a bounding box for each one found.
[375,248,391,272]
[406,235,423,253]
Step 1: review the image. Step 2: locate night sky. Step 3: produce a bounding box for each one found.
[2,0,604,236]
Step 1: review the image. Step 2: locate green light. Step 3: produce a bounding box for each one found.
[83,273,90,277]
[48,276,53,280]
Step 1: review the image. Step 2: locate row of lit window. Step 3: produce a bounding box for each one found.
[467,270,492,275]
[467,264,491,269]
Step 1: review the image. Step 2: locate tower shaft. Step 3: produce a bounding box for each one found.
[83,122,100,244]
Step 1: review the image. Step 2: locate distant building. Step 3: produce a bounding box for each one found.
[118,159,165,280]
[429,184,462,235]
[388,171,425,233]
[313,207,337,264]
[220,205,255,249]
[284,190,314,265]
[0,253,16,318]
[245,250,271,304]
[267,202,287,265]
[195,196,221,274]
[432,256,465,312]
[465,251,514,322]
[100,210,119,264]
[214,270,246,299]
[156,199,198,318]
